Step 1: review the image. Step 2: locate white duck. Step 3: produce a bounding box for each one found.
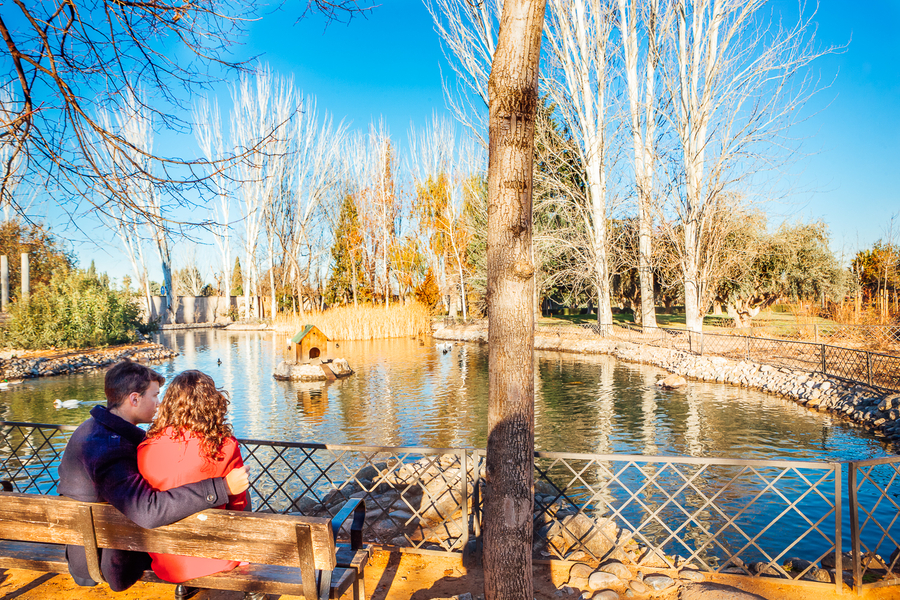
[436,342,454,354]
[54,399,81,409]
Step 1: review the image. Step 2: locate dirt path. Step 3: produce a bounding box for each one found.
[2,551,898,600]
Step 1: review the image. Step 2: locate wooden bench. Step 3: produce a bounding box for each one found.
[0,481,368,600]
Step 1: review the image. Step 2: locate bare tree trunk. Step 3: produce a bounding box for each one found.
[618,0,660,329]
[484,1,545,599]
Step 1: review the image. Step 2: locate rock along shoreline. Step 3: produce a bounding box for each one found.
[0,343,178,380]
[434,323,900,454]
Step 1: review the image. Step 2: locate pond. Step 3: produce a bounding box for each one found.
[1,328,894,570]
[0,328,888,464]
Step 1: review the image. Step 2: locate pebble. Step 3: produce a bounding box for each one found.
[599,562,631,580]
[588,571,619,590]
[591,591,619,600]
[643,574,675,591]
[570,563,594,579]
[627,580,648,594]
[679,568,705,582]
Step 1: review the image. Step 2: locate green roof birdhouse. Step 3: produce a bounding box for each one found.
[289,325,329,364]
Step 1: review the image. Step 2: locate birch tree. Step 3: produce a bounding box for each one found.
[660,0,828,331]
[543,0,617,326]
[286,96,347,316]
[484,1,546,598]
[231,66,296,319]
[97,90,174,322]
[617,0,664,327]
[193,97,232,299]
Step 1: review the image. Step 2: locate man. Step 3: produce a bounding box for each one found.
[58,360,250,597]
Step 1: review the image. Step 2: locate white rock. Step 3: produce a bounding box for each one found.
[588,571,620,590]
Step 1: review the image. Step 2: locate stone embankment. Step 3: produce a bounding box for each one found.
[433,324,900,453]
[0,342,177,380]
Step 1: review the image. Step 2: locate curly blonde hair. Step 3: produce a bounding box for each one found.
[147,370,233,461]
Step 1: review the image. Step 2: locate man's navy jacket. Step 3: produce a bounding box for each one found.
[58,405,232,591]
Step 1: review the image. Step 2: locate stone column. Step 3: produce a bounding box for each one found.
[20,253,29,301]
[1,255,8,310]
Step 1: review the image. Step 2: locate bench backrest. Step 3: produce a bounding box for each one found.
[0,491,337,598]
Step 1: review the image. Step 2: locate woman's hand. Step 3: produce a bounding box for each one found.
[224,466,249,495]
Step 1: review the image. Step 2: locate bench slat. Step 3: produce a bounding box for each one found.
[0,541,360,599]
[0,541,69,574]
[0,493,337,570]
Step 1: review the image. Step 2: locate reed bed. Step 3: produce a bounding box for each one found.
[272,302,431,340]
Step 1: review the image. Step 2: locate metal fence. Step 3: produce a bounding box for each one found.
[2,421,899,594]
[537,322,900,392]
[704,321,900,352]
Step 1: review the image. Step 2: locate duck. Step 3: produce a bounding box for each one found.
[436,342,453,354]
[54,399,81,409]
[217,358,222,366]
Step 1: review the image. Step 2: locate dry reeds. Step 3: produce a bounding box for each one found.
[273,302,431,340]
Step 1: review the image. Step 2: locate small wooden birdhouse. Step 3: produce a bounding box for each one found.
[289,325,329,364]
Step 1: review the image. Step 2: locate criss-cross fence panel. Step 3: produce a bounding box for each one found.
[848,456,900,591]
[238,439,471,555]
[0,421,75,494]
[4,421,900,593]
[471,450,844,592]
[603,323,900,392]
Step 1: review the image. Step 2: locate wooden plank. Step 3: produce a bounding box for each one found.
[90,505,337,570]
[141,563,358,598]
[0,493,85,545]
[0,493,336,569]
[0,541,69,573]
[320,364,337,381]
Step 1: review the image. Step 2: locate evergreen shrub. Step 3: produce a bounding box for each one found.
[2,268,145,349]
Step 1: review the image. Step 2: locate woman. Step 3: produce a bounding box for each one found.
[137,370,249,584]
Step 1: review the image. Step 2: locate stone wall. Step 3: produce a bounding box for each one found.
[143,296,238,325]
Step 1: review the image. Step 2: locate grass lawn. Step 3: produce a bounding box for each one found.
[539,307,838,331]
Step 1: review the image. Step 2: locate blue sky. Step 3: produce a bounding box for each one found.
[60,0,900,279]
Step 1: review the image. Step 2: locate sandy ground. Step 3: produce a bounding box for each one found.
[2,551,900,600]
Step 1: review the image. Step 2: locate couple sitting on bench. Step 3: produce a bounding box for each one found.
[58,360,260,600]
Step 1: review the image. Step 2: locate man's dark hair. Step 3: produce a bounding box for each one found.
[105,360,165,409]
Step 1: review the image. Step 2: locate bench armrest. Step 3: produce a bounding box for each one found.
[330,498,366,551]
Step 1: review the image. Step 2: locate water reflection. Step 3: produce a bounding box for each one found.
[0,330,888,465]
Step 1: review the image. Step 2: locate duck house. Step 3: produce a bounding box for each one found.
[289,325,329,364]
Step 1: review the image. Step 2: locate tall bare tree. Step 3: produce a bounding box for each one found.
[617,0,663,327]
[484,1,546,598]
[97,90,174,321]
[425,0,503,146]
[543,0,617,327]
[286,96,347,316]
[193,97,233,298]
[231,66,296,319]
[659,0,828,331]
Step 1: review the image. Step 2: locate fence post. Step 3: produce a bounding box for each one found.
[834,462,842,595]
[848,463,861,593]
[745,335,750,361]
[815,324,819,343]
[867,353,872,387]
[821,344,826,375]
[700,332,704,356]
[460,449,469,560]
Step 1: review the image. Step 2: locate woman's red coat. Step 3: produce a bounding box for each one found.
[137,427,248,583]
